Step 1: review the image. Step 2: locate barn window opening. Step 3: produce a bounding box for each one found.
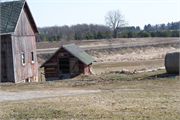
[58,53,69,57]
[64,53,69,57]
[59,58,70,73]
[31,51,34,63]
[22,52,25,65]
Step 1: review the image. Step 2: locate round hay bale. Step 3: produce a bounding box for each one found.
[165,51,179,74]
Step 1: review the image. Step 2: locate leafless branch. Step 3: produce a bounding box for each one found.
[105,9,128,38]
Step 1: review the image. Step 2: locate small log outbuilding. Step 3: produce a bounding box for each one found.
[1,0,39,83]
[40,43,95,81]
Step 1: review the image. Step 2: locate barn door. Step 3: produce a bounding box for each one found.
[59,58,70,73]
[69,58,79,74]
[1,51,7,81]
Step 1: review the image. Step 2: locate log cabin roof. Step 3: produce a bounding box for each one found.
[0,0,38,35]
[40,43,96,68]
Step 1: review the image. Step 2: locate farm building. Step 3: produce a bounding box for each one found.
[40,43,95,81]
[1,0,39,83]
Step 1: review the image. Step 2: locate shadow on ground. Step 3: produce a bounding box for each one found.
[148,73,179,78]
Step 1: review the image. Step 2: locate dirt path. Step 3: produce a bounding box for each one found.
[0,89,142,102]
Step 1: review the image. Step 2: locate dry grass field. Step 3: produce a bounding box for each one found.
[1,38,179,119]
[0,69,180,119]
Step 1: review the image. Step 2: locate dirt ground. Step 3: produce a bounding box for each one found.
[0,89,102,102]
[0,69,178,103]
[93,59,164,75]
[1,71,179,119]
[1,38,180,119]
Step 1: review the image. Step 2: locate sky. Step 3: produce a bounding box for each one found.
[19,0,180,29]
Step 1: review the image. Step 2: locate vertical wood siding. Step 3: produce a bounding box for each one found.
[78,61,85,75]
[14,8,35,36]
[84,64,89,74]
[69,58,79,74]
[11,6,37,82]
[12,36,38,82]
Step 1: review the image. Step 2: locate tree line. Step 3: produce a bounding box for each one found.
[36,28,179,42]
[118,22,179,32]
[118,26,141,32]
[35,24,111,42]
[143,21,179,31]
[118,30,179,38]
[35,22,179,42]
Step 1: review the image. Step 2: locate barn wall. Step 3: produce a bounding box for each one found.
[84,64,89,74]
[79,61,85,75]
[44,53,59,78]
[11,5,38,83]
[14,7,35,36]
[69,58,79,74]
[1,35,14,82]
[11,35,38,82]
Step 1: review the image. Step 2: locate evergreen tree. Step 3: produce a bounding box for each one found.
[150,31,156,37]
[93,31,98,39]
[144,25,147,31]
[39,33,47,41]
[137,31,144,37]
[57,34,61,41]
[123,31,128,38]
[53,35,57,41]
[172,30,179,37]
[142,31,151,37]
[97,31,104,39]
[127,31,134,38]
[164,30,172,37]
[135,26,141,31]
[105,30,113,38]
[161,24,165,30]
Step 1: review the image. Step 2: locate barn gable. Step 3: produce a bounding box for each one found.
[14,5,34,35]
[0,0,38,35]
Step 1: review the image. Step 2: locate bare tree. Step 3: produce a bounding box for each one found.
[105,10,128,38]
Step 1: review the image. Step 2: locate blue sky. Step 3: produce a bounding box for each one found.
[25,0,179,29]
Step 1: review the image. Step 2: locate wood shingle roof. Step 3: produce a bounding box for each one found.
[0,0,38,35]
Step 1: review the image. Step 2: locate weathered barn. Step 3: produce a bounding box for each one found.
[40,43,95,81]
[1,0,39,83]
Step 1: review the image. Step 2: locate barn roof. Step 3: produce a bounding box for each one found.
[40,43,95,68]
[0,0,38,35]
